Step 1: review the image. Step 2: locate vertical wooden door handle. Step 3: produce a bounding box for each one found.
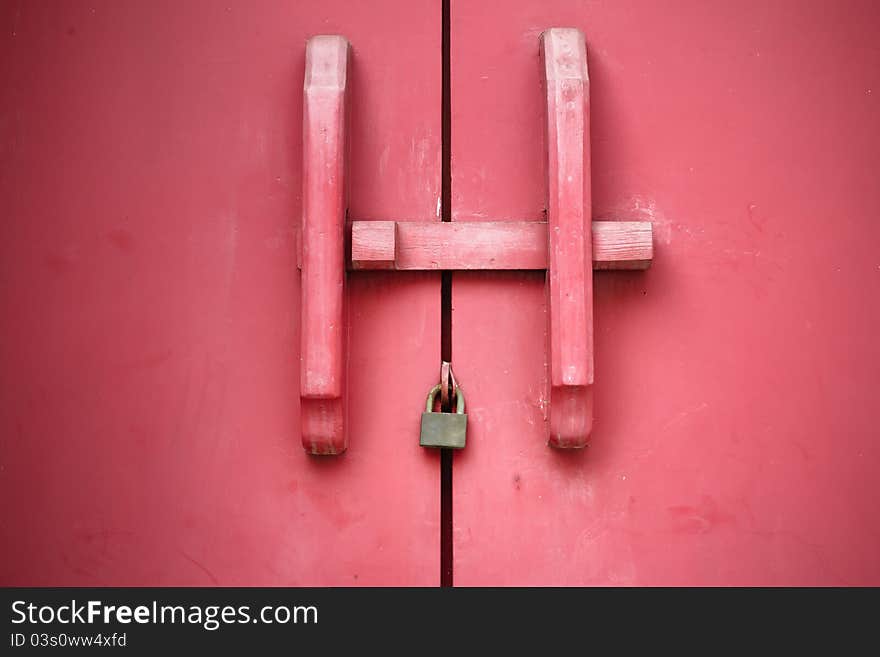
[542,28,593,448]
[300,35,351,455]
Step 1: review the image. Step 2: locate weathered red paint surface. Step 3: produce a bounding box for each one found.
[0,1,440,585]
[451,0,880,584]
[2,0,879,588]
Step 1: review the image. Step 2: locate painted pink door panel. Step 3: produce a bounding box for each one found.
[451,0,880,584]
[0,0,440,585]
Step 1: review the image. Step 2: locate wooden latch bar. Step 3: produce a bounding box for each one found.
[350,220,652,271]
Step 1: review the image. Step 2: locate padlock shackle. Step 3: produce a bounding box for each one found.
[425,384,465,414]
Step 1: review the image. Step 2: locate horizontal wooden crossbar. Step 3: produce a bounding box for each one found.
[350,220,652,271]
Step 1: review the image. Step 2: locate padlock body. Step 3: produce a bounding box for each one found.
[419,412,467,449]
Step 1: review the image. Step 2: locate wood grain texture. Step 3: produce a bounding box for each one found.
[542,28,593,448]
[351,220,397,269]
[300,35,350,454]
[349,220,652,270]
[592,221,653,270]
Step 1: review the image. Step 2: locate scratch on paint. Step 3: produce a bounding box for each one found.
[179,549,220,585]
[660,401,709,432]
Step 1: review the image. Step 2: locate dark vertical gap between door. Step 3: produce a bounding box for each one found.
[440,0,453,588]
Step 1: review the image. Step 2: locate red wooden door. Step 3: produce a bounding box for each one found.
[451,0,880,585]
[3,1,879,588]
[0,1,441,586]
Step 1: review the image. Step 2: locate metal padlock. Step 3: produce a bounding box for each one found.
[419,384,467,449]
